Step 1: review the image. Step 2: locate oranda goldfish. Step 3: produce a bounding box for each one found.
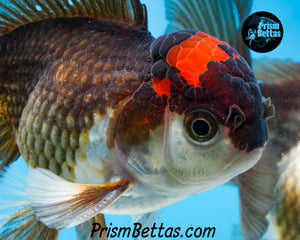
[256,61,300,240]
[164,0,300,240]
[0,0,277,240]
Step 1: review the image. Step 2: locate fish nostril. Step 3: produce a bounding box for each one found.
[226,104,245,131]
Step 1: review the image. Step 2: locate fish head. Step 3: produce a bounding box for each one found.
[116,30,271,193]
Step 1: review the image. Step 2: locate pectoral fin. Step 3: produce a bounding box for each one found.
[237,153,278,240]
[26,168,131,230]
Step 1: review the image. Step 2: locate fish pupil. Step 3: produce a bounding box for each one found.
[184,109,220,145]
[192,119,210,137]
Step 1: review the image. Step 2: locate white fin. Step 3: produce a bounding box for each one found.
[76,213,108,240]
[0,164,58,240]
[26,168,131,230]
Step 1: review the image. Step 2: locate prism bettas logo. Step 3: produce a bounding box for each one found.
[242,11,283,53]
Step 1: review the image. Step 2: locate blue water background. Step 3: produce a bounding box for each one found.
[6,0,300,239]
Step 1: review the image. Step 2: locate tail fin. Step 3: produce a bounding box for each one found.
[0,164,59,239]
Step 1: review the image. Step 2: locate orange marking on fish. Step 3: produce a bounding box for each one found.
[152,77,171,98]
[166,33,234,87]
[233,52,239,59]
[166,45,180,67]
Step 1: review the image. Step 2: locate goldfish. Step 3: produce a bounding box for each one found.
[0,0,276,240]
[256,60,300,240]
[164,0,300,239]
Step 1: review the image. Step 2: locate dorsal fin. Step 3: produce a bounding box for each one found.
[164,0,252,65]
[0,0,147,35]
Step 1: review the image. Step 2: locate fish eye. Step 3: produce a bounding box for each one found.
[184,110,221,145]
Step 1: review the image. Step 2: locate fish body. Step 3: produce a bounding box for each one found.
[255,62,300,240]
[2,17,154,183]
[2,15,264,214]
[0,0,275,239]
